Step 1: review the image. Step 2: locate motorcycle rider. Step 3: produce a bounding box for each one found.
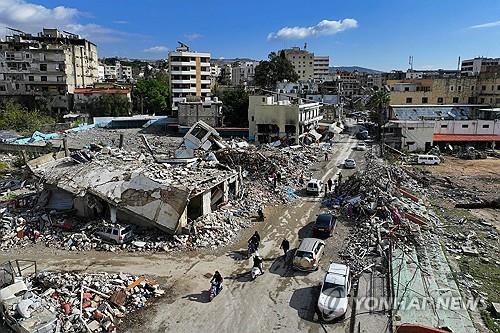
[210,271,223,295]
[253,253,264,275]
[249,231,261,248]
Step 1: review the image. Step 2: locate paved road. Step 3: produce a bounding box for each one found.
[1,123,367,333]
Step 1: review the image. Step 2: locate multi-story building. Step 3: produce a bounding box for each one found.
[0,28,98,113]
[102,61,132,82]
[73,87,132,113]
[231,61,259,86]
[98,64,105,82]
[313,56,330,81]
[282,47,314,81]
[461,57,500,76]
[168,43,211,111]
[248,95,322,144]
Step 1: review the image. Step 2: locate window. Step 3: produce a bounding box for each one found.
[422,97,428,104]
[452,97,459,103]
[28,76,34,81]
[492,85,495,91]
[40,64,47,71]
[0,85,5,91]
[461,124,468,128]
[406,97,412,103]
[404,87,410,92]
[41,76,47,81]
[449,85,454,91]
[437,97,444,104]
[406,141,415,145]
[408,127,415,130]
[25,53,30,59]
[480,98,485,103]
[471,86,475,91]
[15,83,19,90]
[458,86,462,92]
[482,124,490,128]
[57,76,63,82]
[482,85,486,91]
[441,124,448,128]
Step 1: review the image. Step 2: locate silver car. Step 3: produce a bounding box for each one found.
[344,159,356,169]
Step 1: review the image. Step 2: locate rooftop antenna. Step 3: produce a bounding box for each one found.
[457,56,461,76]
[304,42,307,50]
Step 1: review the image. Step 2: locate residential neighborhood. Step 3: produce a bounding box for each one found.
[0,1,499,333]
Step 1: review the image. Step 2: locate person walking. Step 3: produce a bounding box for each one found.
[338,172,343,185]
[280,238,290,258]
[327,178,333,192]
[324,152,329,161]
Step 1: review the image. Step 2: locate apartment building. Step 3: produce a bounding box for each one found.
[0,28,98,112]
[387,68,500,106]
[313,56,330,81]
[168,43,211,111]
[248,95,322,144]
[73,87,132,113]
[231,61,259,86]
[102,61,132,82]
[282,47,314,81]
[177,97,223,127]
[461,57,500,76]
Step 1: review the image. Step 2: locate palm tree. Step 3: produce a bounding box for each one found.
[368,90,391,140]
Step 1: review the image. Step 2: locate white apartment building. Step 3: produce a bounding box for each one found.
[168,43,211,111]
[313,56,330,81]
[461,57,500,76]
[231,61,259,86]
[248,95,322,144]
[0,28,98,112]
[282,47,314,81]
[103,61,132,82]
[98,64,105,82]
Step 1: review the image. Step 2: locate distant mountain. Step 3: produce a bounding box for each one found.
[330,66,383,74]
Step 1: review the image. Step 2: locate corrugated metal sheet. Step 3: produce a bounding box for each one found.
[46,189,74,210]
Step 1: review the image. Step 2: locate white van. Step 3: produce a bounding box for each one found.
[306,179,323,196]
[417,154,441,165]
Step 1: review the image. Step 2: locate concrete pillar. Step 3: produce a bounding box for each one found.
[109,205,117,223]
[63,138,69,157]
[119,133,124,149]
[201,191,212,216]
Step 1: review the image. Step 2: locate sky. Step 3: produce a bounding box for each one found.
[1,0,500,71]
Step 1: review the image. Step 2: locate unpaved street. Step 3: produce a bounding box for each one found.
[1,126,365,333]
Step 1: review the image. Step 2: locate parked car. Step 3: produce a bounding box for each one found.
[355,142,367,151]
[292,238,325,271]
[317,263,351,321]
[416,154,440,165]
[95,224,134,244]
[344,159,356,169]
[306,179,323,196]
[313,213,337,237]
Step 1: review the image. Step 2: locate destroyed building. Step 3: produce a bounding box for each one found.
[27,122,240,234]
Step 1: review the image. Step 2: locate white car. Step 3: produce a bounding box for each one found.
[344,159,356,169]
[306,179,322,196]
[355,142,367,151]
[317,263,351,321]
[95,224,134,244]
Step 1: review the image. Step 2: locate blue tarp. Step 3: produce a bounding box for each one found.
[11,131,59,144]
[65,123,96,133]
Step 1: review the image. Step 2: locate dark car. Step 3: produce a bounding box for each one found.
[313,214,337,237]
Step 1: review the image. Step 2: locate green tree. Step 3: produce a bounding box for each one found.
[133,77,169,114]
[367,90,391,141]
[0,100,55,134]
[87,94,131,117]
[218,87,249,127]
[254,51,300,89]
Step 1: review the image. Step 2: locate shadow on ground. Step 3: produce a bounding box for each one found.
[182,290,211,304]
[289,285,322,323]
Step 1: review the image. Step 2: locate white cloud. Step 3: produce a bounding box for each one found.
[267,18,358,40]
[185,33,203,41]
[0,0,138,44]
[113,20,128,24]
[144,46,169,53]
[468,20,500,29]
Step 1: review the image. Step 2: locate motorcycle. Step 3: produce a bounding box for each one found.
[251,264,264,280]
[209,281,222,301]
[257,207,264,221]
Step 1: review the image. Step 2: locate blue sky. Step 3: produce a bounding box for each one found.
[1,0,500,71]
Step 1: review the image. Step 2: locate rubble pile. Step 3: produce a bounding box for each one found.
[0,270,164,333]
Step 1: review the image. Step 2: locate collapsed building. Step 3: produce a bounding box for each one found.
[27,122,240,234]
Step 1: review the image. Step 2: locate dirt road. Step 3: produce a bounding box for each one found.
[1,124,366,333]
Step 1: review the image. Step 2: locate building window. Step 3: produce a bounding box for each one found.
[408,127,415,130]
[437,97,444,104]
[458,86,462,91]
[404,87,410,92]
[0,85,6,91]
[480,98,485,103]
[461,124,468,128]
[406,141,415,145]
[452,97,459,103]
[25,53,30,59]
[406,97,412,103]
[449,85,454,91]
[15,83,19,90]
[28,76,34,81]
[471,86,475,91]
[422,97,428,104]
[40,64,47,71]
[482,124,490,128]
[481,85,486,91]
[41,76,47,81]
[57,76,63,82]
[441,124,447,128]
